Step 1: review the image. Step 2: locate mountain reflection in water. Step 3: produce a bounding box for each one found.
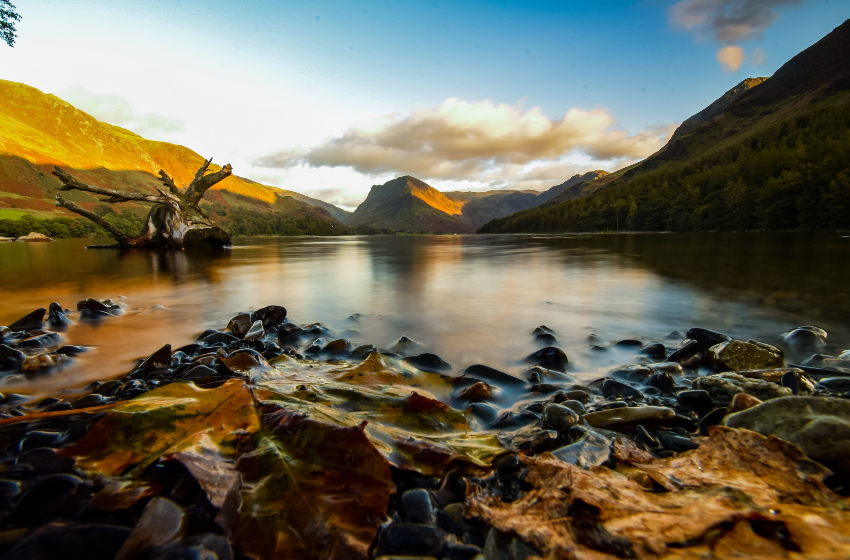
[1,233,848,400]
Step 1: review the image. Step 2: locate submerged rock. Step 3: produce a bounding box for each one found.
[250,305,288,329]
[783,326,827,350]
[8,308,46,332]
[390,336,422,354]
[693,373,792,405]
[553,426,611,469]
[523,346,568,371]
[458,381,499,403]
[462,364,526,387]
[724,396,850,474]
[705,339,784,371]
[0,344,26,368]
[405,353,452,372]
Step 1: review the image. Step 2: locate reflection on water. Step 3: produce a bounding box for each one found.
[1,233,849,400]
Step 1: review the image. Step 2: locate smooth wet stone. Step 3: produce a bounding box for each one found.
[655,429,699,452]
[226,313,253,338]
[543,403,581,432]
[376,524,447,558]
[727,393,762,414]
[8,308,46,332]
[526,368,542,383]
[204,331,240,345]
[686,327,732,353]
[79,308,115,321]
[732,367,804,383]
[16,448,75,475]
[116,497,186,560]
[137,344,172,373]
[458,382,499,403]
[725,396,850,473]
[555,399,587,416]
[532,326,556,336]
[73,393,109,409]
[693,373,792,405]
[804,354,850,368]
[462,364,526,387]
[699,407,727,435]
[11,474,93,524]
[182,365,218,380]
[77,298,122,314]
[400,488,437,525]
[390,336,422,354]
[601,378,643,400]
[250,305,288,329]
[0,344,26,368]
[523,346,568,371]
[56,345,88,356]
[706,339,784,371]
[614,339,643,349]
[650,362,684,376]
[609,364,653,381]
[587,334,604,346]
[320,338,350,356]
[646,372,676,395]
[640,343,666,359]
[783,326,827,350]
[781,369,815,395]
[44,401,72,412]
[676,390,713,412]
[554,390,590,404]
[21,353,70,372]
[1,523,131,560]
[582,406,675,430]
[492,411,537,430]
[818,377,850,393]
[667,339,700,366]
[47,308,72,330]
[553,426,611,468]
[791,363,850,378]
[243,320,265,341]
[468,402,501,424]
[95,380,123,396]
[530,383,565,394]
[351,344,377,360]
[18,331,63,348]
[636,425,661,449]
[534,333,558,345]
[529,430,565,453]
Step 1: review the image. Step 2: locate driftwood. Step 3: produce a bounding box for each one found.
[52,158,232,249]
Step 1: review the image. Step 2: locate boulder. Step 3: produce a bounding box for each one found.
[724,396,850,474]
[705,339,784,371]
[21,232,53,242]
[693,372,792,405]
[686,327,731,353]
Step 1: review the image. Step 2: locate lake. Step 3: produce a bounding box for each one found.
[1,233,849,402]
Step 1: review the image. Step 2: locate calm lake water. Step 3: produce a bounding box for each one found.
[2,233,849,401]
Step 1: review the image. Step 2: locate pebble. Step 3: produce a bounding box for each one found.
[706,339,784,371]
[250,305,288,329]
[0,344,26,368]
[727,393,762,414]
[694,373,792,405]
[781,369,815,395]
[667,339,700,366]
[543,403,581,432]
[115,497,186,560]
[226,313,253,338]
[600,378,644,400]
[552,426,611,468]
[458,382,499,403]
[686,327,731,353]
[243,320,265,341]
[555,399,587,415]
[462,364,526,387]
[523,346,568,371]
[676,390,714,412]
[582,406,676,430]
[783,326,827,350]
[400,488,437,525]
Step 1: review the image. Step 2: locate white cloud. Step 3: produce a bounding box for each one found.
[56,86,184,137]
[255,98,675,188]
[716,45,746,72]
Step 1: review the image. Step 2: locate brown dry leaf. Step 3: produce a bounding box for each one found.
[467,427,850,559]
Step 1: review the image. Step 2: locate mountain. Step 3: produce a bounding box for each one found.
[344,176,477,233]
[0,79,348,229]
[443,189,540,228]
[480,18,850,234]
[537,170,610,205]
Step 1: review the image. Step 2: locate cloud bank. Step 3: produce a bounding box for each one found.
[255,98,674,188]
[57,86,185,137]
[668,0,802,72]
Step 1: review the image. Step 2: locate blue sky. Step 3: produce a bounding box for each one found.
[2,0,847,208]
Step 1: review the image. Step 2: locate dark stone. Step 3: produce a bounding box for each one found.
[647,372,676,395]
[444,542,482,560]
[526,368,542,383]
[698,407,728,436]
[556,399,587,415]
[44,401,72,412]
[323,339,352,355]
[79,308,114,320]
[636,425,660,448]
[491,411,537,430]
[19,430,64,450]
[781,369,815,395]
[655,429,699,451]
[8,308,46,332]
[243,320,265,341]
[77,298,122,314]
[468,402,500,424]
[95,380,123,396]
[543,403,581,432]
[819,377,850,393]
[523,346,568,371]
[553,390,590,403]
[57,345,88,356]
[405,352,452,372]
[534,333,558,345]
[0,479,22,505]
[686,327,732,353]
[553,426,611,469]
[375,524,447,557]
[73,393,109,409]
[457,381,498,403]
[640,343,667,359]
[48,302,64,315]
[17,447,75,475]
[10,474,93,524]
[530,430,565,453]
[532,326,556,336]
[390,335,421,354]
[783,326,827,350]
[601,378,643,400]
[667,339,700,366]
[47,309,72,330]
[38,397,61,409]
[676,390,714,412]
[226,313,253,338]
[351,344,377,360]
[174,343,203,356]
[0,344,26,368]
[1,522,130,560]
[462,364,527,387]
[137,344,172,373]
[18,332,63,348]
[401,488,437,525]
[251,305,288,329]
[614,339,643,349]
[203,331,240,345]
[182,365,218,379]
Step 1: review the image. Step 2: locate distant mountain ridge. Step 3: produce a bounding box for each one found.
[479,18,850,234]
[344,171,611,233]
[0,79,348,225]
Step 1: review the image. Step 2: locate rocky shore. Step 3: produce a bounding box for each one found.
[1,301,849,559]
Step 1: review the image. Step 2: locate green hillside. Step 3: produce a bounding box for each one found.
[480,19,850,234]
